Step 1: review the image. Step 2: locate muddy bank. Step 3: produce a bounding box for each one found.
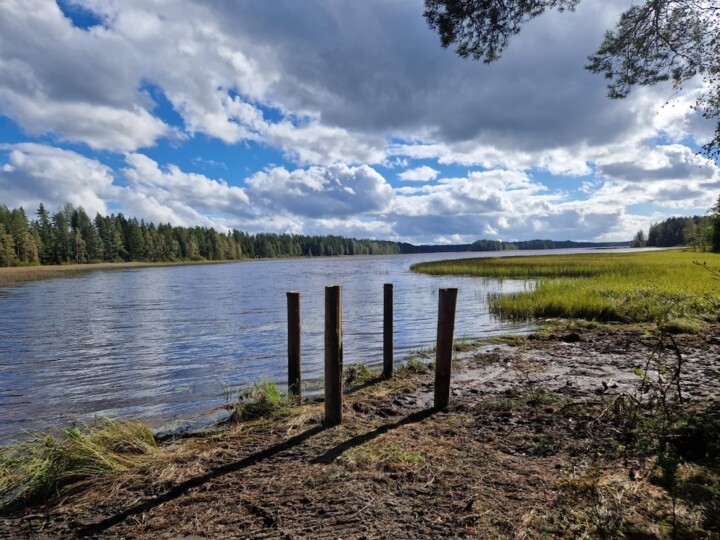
[2,325,719,539]
[455,326,720,403]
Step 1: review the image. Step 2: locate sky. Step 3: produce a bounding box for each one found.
[0,0,718,244]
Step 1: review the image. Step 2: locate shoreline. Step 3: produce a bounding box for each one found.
[0,246,658,290]
[0,259,241,289]
[2,322,718,538]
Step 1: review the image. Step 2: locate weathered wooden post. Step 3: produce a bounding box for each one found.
[286,291,301,400]
[434,288,458,411]
[383,283,393,379]
[324,285,343,426]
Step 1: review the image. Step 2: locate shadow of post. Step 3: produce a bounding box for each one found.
[78,424,325,537]
[312,408,436,464]
[79,408,438,536]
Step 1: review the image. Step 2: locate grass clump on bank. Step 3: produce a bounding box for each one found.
[412,250,720,323]
[235,381,292,421]
[399,357,432,374]
[0,418,157,511]
[0,382,296,513]
[344,362,381,387]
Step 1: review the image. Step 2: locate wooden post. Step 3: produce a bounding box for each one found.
[434,288,458,411]
[324,285,343,426]
[287,291,301,400]
[383,283,393,379]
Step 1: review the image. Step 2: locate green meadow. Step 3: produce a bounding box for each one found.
[411,250,720,325]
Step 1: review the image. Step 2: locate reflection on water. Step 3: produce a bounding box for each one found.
[0,251,537,441]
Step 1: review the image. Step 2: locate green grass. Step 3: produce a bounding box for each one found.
[412,250,720,323]
[0,418,157,511]
[453,336,481,352]
[399,357,431,374]
[344,362,380,387]
[234,381,291,420]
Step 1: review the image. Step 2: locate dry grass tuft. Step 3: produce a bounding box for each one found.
[0,418,158,511]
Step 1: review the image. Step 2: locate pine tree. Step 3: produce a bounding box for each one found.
[35,203,54,264]
[0,224,16,267]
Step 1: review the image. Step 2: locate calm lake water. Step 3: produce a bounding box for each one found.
[0,251,548,441]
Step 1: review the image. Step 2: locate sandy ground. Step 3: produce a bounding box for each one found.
[2,325,720,539]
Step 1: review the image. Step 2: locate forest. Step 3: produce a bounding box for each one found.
[0,202,628,268]
[646,215,716,250]
[0,203,402,266]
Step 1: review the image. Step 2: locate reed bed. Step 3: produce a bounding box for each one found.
[412,250,720,323]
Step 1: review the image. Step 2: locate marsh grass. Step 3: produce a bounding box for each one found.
[413,250,720,323]
[0,418,157,511]
[453,336,481,352]
[344,362,380,387]
[399,357,431,374]
[234,381,291,421]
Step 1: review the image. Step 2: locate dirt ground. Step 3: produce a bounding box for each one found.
[2,324,720,539]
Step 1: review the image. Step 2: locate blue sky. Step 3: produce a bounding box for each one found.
[0,0,718,244]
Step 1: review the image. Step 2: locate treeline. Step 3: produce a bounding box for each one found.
[487,239,628,250]
[400,239,627,253]
[0,203,401,267]
[398,239,521,253]
[646,216,715,251]
[0,202,637,269]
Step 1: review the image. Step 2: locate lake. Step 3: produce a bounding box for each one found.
[0,251,542,441]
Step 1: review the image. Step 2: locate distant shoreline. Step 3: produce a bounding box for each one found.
[0,260,238,289]
[0,246,647,290]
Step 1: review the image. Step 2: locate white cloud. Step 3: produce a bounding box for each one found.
[580,144,720,213]
[0,141,698,244]
[246,164,394,218]
[120,153,253,227]
[0,144,256,231]
[306,217,395,239]
[597,144,718,184]
[263,120,386,166]
[0,143,116,215]
[390,169,551,218]
[434,234,465,245]
[2,0,712,167]
[378,165,659,243]
[0,1,172,152]
[398,165,439,182]
[389,141,597,177]
[0,0,717,244]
